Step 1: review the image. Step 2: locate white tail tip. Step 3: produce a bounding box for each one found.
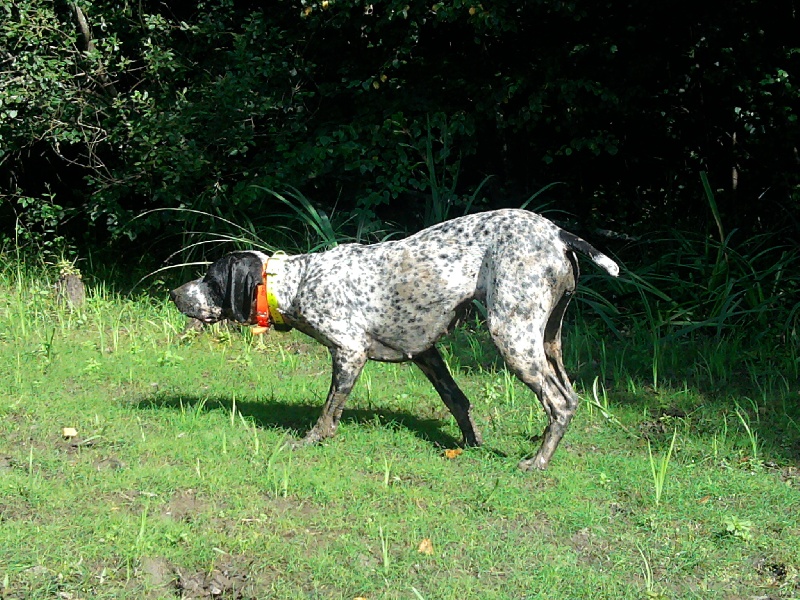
[597,255,620,277]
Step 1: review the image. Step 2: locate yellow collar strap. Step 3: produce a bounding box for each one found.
[264,255,285,326]
[252,254,286,335]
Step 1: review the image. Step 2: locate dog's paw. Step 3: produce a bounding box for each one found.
[283,437,309,451]
[463,432,484,447]
[518,456,548,471]
[283,431,325,450]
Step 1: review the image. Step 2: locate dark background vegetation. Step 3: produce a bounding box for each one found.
[1,0,799,346]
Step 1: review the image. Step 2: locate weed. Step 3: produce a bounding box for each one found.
[586,377,637,439]
[647,427,678,506]
[266,435,289,497]
[637,544,666,599]
[258,187,361,251]
[135,502,150,555]
[157,349,184,367]
[722,515,754,541]
[382,454,393,488]
[501,368,517,406]
[379,525,390,576]
[83,357,102,373]
[734,404,761,466]
[407,114,493,227]
[524,405,543,440]
[482,381,502,405]
[477,478,501,507]
[466,332,486,370]
[239,413,260,456]
[712,415,729,461]
[363,371,373,406]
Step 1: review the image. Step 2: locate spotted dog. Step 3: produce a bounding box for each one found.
[171,209,619,470]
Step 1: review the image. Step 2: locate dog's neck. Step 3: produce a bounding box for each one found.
[251,251,303,327]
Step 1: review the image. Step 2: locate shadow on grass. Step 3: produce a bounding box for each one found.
[134,393,483,451]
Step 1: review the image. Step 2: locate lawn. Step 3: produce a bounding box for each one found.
[1,261,798,599]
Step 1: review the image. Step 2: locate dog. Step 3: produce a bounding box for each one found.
[170,209,619,470]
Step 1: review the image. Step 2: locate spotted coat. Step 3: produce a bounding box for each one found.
[170,209,619,470]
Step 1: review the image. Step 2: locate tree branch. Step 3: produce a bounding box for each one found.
[70,2,119,98]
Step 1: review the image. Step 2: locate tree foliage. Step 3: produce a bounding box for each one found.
[1,0,798,246]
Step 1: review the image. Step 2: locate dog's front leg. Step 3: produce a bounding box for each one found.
[413,347,483,447]
[296,346,368,446]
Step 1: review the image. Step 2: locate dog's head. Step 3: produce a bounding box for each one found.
[170,252,263,324]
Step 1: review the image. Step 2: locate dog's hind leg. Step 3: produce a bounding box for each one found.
[514,289,579,471]
[296,346,368,446]
[486,259,579,470]
[413,347,483,446]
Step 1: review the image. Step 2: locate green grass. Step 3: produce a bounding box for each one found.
[1,261,799,599]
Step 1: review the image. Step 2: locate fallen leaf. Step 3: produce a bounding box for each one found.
[417,538,434,555]
[698,495,711,505]
[444,449,463,459]
[62,427,78,438]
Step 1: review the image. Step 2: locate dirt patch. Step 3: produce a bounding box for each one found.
[61,432,104,454]
[176,561,249,599]
[110,489,154,510]
[140,556,176,596]
[609,501,632,519]
[161,489,207,522]
[481,511,555,540]
[93,455,126,471]
[754,557,789,586]
[779,466,799,485]
[138,555,277,599]
[568,527,614,570]
[108,488,213,520]
[263,494,318,518]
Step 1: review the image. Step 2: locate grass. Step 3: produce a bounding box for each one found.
[647,427,678,507]
[1,258,799,599]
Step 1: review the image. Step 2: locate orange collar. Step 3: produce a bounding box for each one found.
[252,257,285,334]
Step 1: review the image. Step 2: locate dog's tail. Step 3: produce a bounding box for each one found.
[559,230,620,277]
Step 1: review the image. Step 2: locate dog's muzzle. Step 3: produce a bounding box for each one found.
[170,280,224,323]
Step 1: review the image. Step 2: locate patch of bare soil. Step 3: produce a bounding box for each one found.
[754,557,790,587]
[779,466,799,485]
[637,407,687,439]
[93,455,126,470]
[175,561,251,599]
[161,489,207,522]
[140,556,176,597]
[139,556,276,599]
[568,527,613,570]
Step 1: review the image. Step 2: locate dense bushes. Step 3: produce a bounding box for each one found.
[1,0,798,246]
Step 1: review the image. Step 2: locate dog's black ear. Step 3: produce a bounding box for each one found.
[206,253,262,323]
[226,253,263,322]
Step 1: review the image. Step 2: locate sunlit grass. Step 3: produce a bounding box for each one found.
[1,254,798,599]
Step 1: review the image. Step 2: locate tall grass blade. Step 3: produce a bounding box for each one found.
[700,171,725,244]
[519,182,565,210]
[647,428,678,506]
[734,405,760,463]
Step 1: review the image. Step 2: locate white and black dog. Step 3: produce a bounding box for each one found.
[171,209,618,470]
